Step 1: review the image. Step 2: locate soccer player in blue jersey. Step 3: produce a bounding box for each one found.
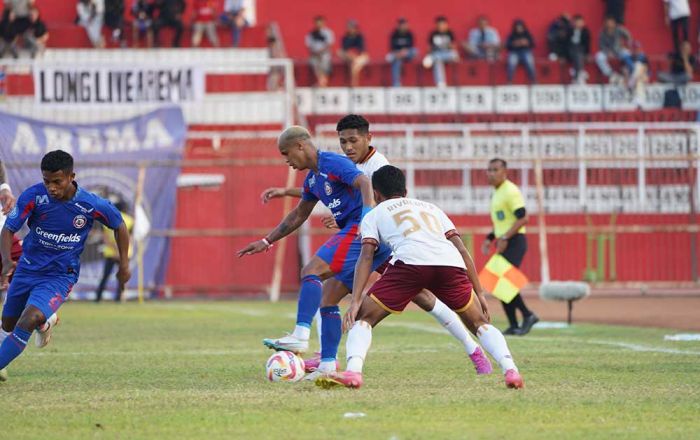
[238,126,391,375]
[0,150,131,381]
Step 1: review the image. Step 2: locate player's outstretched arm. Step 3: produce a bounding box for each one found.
[343,242,375,332]
[352,174,374,215]
[260,187,302,204]
[449,235,490,321]
[114,222,132,290]
[0,161,16,215]
[0,227,16,290]
[237,198,317,257]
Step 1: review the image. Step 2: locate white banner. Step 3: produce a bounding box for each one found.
[494,86,529,113]
[457,87,494,113]
[531,85,566,113]
[34,66,204,105]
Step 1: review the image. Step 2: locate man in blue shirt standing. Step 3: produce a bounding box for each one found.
[0,150,131,381]
[238,126,390,375]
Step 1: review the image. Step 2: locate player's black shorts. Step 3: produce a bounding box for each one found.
[501,233,527,268]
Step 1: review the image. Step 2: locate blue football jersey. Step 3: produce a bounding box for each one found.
[3,182,123,276]
[301,151,365,229]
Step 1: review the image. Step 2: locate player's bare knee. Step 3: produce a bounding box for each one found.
[1,317,17,333]
[300,258,332,279]
[17,307,46,332]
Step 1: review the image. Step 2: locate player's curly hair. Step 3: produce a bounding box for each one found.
[41,150,74,174]
[336,114,370,134]
[372,165,406,198]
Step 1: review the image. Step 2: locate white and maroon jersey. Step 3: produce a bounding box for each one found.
[355,147,389,178]
[360,197,465,269]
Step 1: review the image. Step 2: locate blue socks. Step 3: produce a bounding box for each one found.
[296,275,322,327]
[320,305,341,361]
[0,326,31,370]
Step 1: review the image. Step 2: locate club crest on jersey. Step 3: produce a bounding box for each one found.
[73,214,87,229]
[36,195,49,205]
[324,181,333,196]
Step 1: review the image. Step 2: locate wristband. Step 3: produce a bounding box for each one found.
[0,183,10,193]
[262,237,272,247]
[361,206,372,220]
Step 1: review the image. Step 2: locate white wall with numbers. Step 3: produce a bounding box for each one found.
[296,84,700,115]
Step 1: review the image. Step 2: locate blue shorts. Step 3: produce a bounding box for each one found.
[316,223,392,290]
[2,271,77,321]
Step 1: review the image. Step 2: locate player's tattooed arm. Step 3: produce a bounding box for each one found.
[352,174,374,208]
[449,235,490,319]
[0,161,16,215]
[237,199,317,257]
[113,222,132,290]
[0,227,16,290]
[266,199,316,242]
[260,187,302,203]
[0,160,7,184]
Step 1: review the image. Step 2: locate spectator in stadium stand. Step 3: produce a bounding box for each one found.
[626,40,649,106]
[568,14,591,84]
[423,15,459,88]
[305,15,334,87]
[76,0,105,48]
[6,0,32,45]
[546,14,572,61]
[191,0,219,47]
[595,16,634,85]
[659,40,695,85]
[505,19,536,84]
[131,0,154,48]
[464,15,500,61]
[153,0,185,48]
[220,0,247,47]
[103,0,125,47]
[603,0,626,24]
[337,19,369,87]
[25,6,47,58]
[266,24,284,90]
[664,0,691,53]
[386,17,417,87]
[0,8,17,58]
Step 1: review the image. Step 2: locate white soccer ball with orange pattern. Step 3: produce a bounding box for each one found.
[265,351,305,382]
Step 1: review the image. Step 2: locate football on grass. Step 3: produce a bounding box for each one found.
[265,351,305,382]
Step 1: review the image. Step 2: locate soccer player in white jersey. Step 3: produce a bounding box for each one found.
[316,165,524,390]
[261,115,492,377]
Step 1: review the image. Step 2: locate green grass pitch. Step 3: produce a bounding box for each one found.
[2,301,699,439]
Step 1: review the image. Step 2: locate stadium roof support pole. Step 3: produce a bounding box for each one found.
[577,126,587,210]
[531,127,551,283]
[637,127,646,209]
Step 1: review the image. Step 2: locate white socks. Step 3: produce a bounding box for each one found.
[318,360,336,372]
[477,324,517,373]
[313,309,322,352]
[346,320,372,373]
[429,299,479,355]
[292,325,310,341]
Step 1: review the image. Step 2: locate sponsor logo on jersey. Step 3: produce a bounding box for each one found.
[36,195,49,205]
[35,226,82,243]
[74,202,94,214]
[308,175,316,188]
[73,214,87,229]
[8,205,18,219]
[327,198,341,209]
[324,182,333,196]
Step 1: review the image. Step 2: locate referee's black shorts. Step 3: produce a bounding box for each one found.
[501,233,527,268]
